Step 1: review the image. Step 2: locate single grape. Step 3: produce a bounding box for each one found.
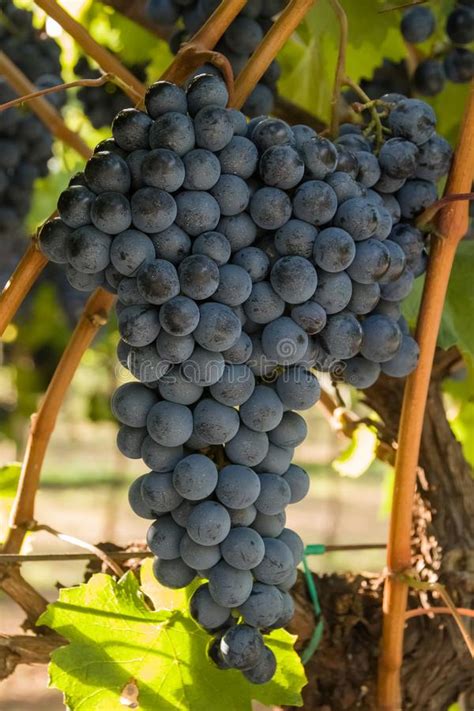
[182,148,221,190]
[225,425,269,467]
[190,583,231,631]
[209,364,256,406]
[187,501,231,545]
[152,556,195,589]
[147,401,194,447]
[275,366,321,410]
[147,515,184,559]
[110,229,155,276]
[253,537,294,585]
[180,534,222,570]
[117,425,147,459]
[141,471,183,513]
[141,436,184,472]
[282,464,310,504]
[193,398,240,444]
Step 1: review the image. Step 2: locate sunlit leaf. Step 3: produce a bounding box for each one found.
[39,572,306,711]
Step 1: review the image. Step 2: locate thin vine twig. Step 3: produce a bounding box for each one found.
[377,82,474,711]
[405,607,474,620]
[2,288,115,556]
[33,0,145,101]
[328,0,348,138]
[233,0,317,110]
[0,542,387,563]
[397,574,474,658]
[0,74,130,113]
[0,51,91,160]
[32,524,125,577]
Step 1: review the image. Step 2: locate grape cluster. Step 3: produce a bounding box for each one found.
[145,0,286,116]
[400,2,474,96]
[0,0,64,242]
[73,55,149,130]
[38,73,451,682]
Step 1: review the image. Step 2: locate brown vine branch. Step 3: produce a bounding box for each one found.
[377,82,474,711]
[0,51,91,160]
[163,48,235,100]
[0,632,63,680]
[33,0,145,100]
[160,0,246,90]
[233,0,317,110]
[328,0,348,138]
[0,566,49,629]
[405,607,474,620]
[0,74,116,112]
[2,288,115,556]
[416,191,474,229]
[0,245,48,338]
[32,524,125,577]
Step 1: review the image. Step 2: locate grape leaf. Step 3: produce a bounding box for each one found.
[140,557,200,609]
[278,0,405,123]
[403,241,474,358]
[38,572,306,711]
[0,462,21,498]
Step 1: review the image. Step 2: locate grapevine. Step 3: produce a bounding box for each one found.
[0,1,473,710]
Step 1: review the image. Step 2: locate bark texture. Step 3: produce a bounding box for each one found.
[286,352,474,710]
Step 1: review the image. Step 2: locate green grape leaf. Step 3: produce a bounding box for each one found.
[140,557,200,609]
[38,572,306,711]
[0,462,21,498]
[333,424,378,478]
[278,0,405,122]
[403,242,474,358]
[0,462,21,543]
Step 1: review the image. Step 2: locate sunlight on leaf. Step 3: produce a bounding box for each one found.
[38,572,306,711]
[333,425,378,478]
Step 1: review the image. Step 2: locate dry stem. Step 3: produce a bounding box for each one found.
[32,524,124,577]
[233,0,317,109]
[2,288,115,555]
[33,0,145,100]
[0,51,91,160]
[377,82,474,710]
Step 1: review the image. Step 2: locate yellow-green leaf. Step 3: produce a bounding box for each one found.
[38,572,306,711]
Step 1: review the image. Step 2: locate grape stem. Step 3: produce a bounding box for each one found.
[0,74,142,113]
[0,51,91,160]
[377,82,474,710]
[328,0,348,138]
[162,48,235,101]
[343,77,385,150]
[2,288,115,557]
[33,0,146,100]
[233,0,317,110]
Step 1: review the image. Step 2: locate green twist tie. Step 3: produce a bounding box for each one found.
[300,545,325,665]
